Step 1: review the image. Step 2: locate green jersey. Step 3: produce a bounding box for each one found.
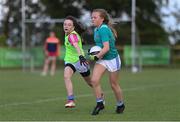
[94,24,118,60]
[64,31,84,63]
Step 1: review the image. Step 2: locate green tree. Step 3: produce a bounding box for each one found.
[41,0,83,18]
[41,0,170,45]
[84,0,169,45]
[0,0,173,46]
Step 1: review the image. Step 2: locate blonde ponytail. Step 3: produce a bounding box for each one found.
[93,9,118,38]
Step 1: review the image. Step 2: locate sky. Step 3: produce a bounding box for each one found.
[0,0,7,24]
[161,0,180,31]
[160,0,180,44]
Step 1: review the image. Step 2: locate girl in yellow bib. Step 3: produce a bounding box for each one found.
[63,16,91,108]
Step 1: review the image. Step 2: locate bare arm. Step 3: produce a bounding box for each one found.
[96,41,109,59]
[73,42,83,56]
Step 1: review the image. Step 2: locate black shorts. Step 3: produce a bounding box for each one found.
[65,63,90,77]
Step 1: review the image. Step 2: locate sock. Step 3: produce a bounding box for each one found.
[96,98,103,103]
[117,101,124,106]
[67,95,75,101]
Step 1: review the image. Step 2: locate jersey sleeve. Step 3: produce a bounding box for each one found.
[99,27,110,42]
[68,34,79,45]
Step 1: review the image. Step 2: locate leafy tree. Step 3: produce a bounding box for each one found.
[40,0,169,45]
[84,0,169,45]
[1,0,177,47]
[41,0,83,18]
[1,0,50,47]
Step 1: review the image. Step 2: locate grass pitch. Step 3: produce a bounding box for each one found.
[0,67,180,121]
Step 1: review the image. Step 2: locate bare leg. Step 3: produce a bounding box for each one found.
[109,71,123,101]
[50,58,56,76]
[42,57,50,76]
[91,63,106,99]
[83,76,92,87]
[64,66,76,108]
[91,63,106,115]
[109,71,125,114]
[64,66,74,96]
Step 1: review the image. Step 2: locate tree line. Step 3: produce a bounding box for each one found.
[0,0,179,47]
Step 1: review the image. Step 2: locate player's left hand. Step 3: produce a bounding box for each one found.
[79,55,89,66]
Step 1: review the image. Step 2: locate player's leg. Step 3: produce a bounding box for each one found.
[109,71,125,113]
[81,70,92,87]
[64,64,76,108]
[107,55,125,113]
[78,63,105,108]
[42,57,50,76]
[91,63,106,115]
[83,75,105,101]
[50,57,56,76]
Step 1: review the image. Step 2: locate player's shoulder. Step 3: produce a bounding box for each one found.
[68,33,77,37]
[70,30,79,35]
[47,37,59,43]
[46,37,51,42]
[100,24,108,28]
[99,24,110,31]
[98,24,111,34]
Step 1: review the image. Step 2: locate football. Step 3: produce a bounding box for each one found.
[88,46,102,55]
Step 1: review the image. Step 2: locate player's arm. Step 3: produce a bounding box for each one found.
[56,39,61,56]
[44,40,48,56]
[73,43,83,55]
[68,34,83,55]
[68,34,88,66]
[96,27,110,59]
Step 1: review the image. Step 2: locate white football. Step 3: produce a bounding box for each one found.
[88,46,102,55]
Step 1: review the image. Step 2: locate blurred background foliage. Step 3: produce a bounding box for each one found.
[0,0,179,47]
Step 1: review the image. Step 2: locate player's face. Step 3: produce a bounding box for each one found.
[91,12,104,27]
[63,19,75,34]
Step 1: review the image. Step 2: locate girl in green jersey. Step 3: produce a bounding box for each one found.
[90,9,125,115]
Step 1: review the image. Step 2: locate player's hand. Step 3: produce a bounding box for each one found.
[79,55,89,66]
[89,55,99,61]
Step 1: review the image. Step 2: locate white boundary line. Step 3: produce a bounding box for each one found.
[0,83,179,108]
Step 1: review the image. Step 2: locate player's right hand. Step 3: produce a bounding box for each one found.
[79,55,89,66]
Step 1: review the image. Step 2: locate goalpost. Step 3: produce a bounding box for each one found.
[21,0,140,73]
[131,0,141,73]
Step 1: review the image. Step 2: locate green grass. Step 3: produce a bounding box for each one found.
[0,67,180,121]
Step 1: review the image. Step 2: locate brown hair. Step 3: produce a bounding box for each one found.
[93,9,117,38]
[65,15,86,35]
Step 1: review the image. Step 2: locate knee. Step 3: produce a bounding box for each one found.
[52,59,56,64]
[45,59,50,64]
[110,81,119,90]
[91,78,99,87]
[64,74,71,81]
[110,83,116,90]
